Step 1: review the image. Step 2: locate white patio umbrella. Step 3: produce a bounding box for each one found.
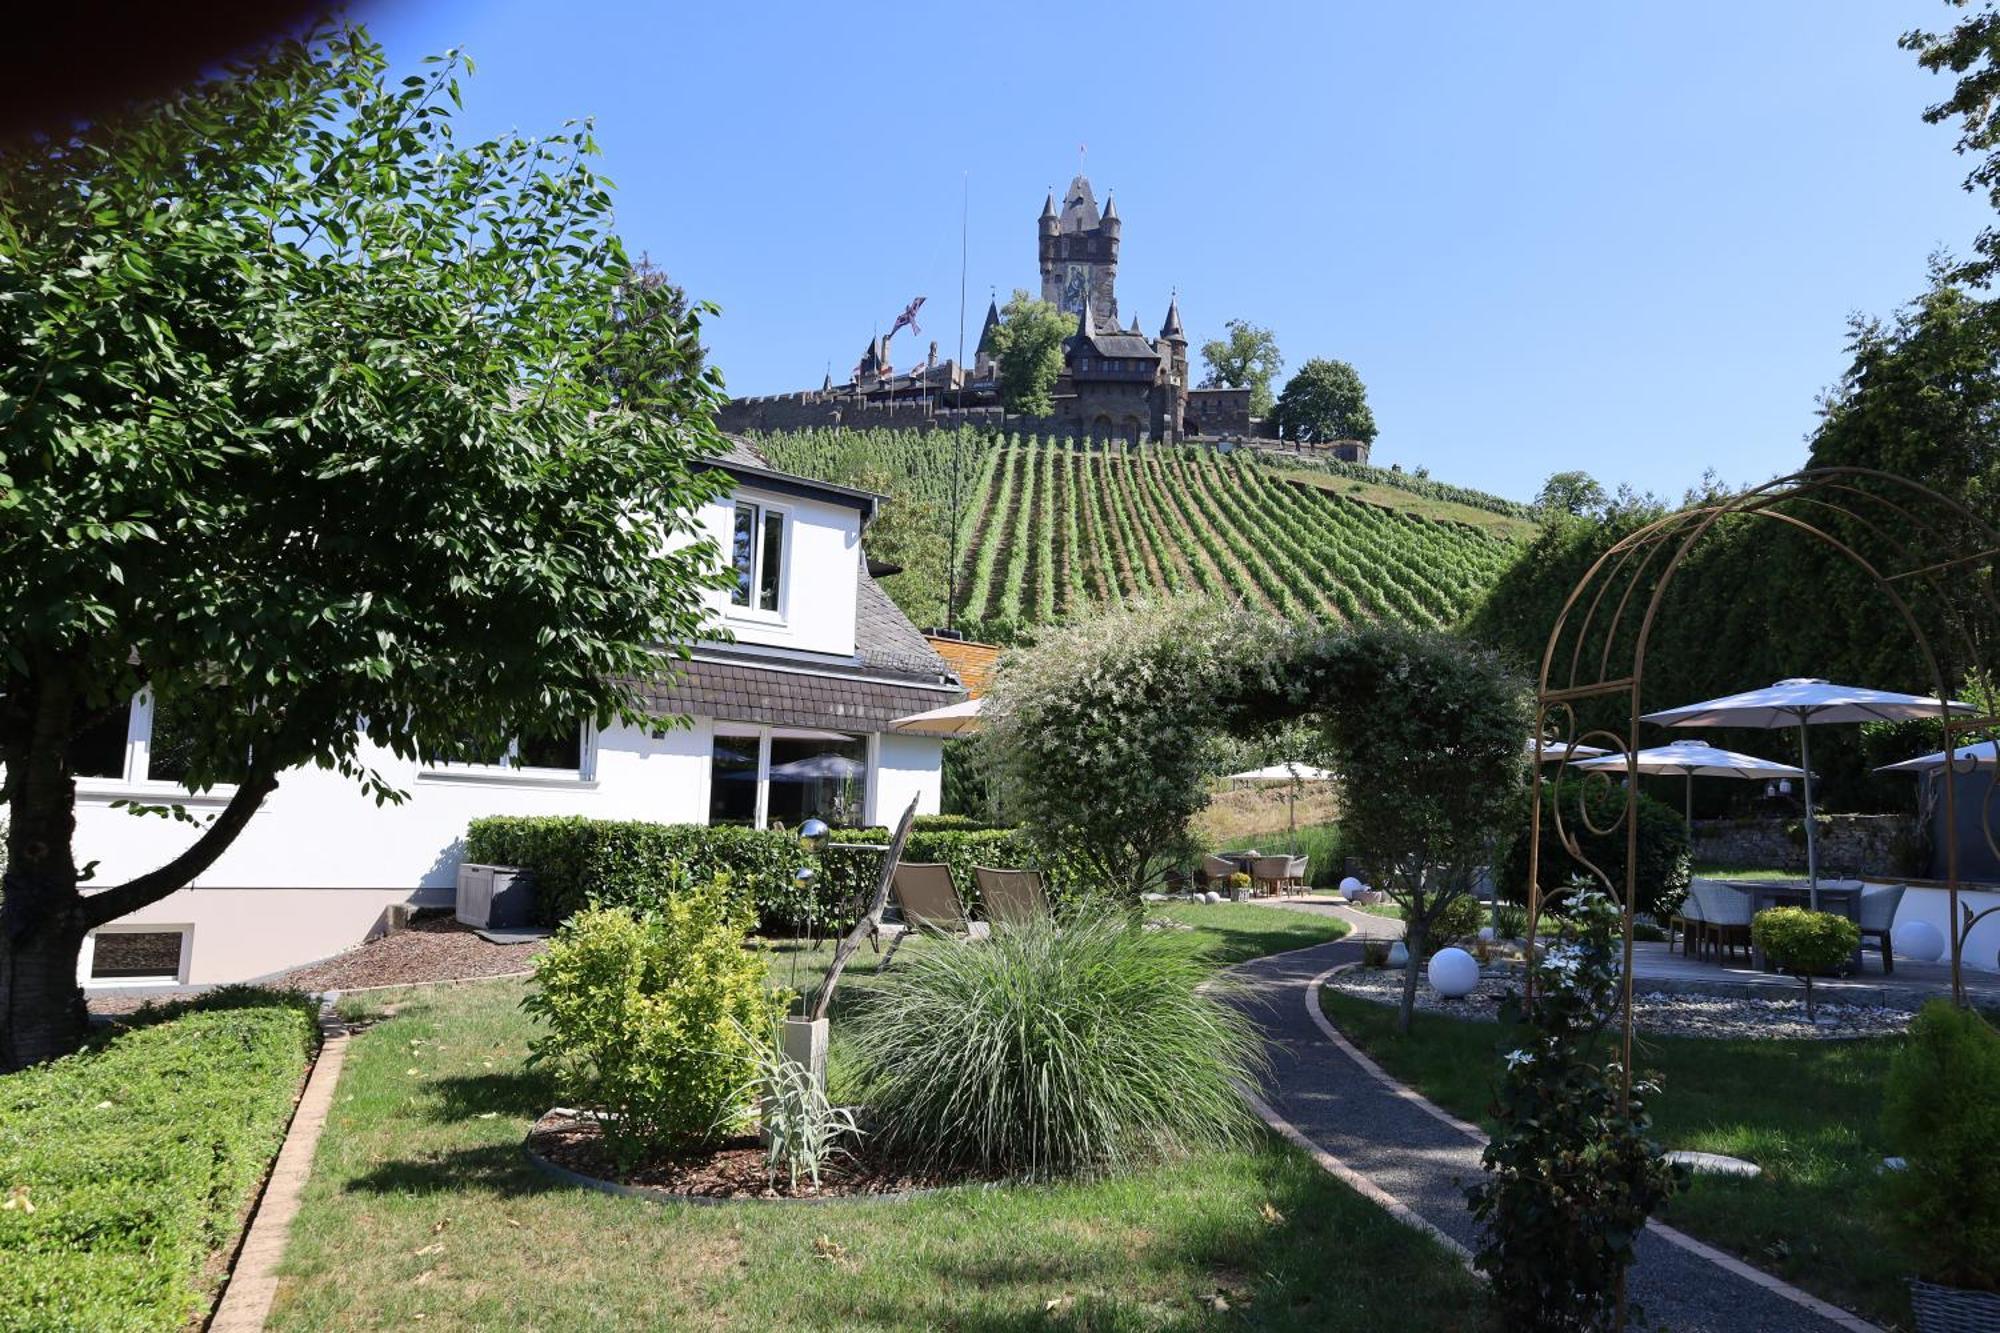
[1642,678,1978,904]
[888,697,982,736]
[1527,738,1613,763]
[1222,762,1336,852]
[1875,739,1998,774]
[767,753,868,781]
[1572,739,1805,836]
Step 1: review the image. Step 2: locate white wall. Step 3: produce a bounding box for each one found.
[695,483,862,657]
[871,732,946,826]
[1890,884,2000,973]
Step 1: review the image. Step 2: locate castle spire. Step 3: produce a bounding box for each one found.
[1160,290,1185,342]
[1102,191,1118,221]
[975,296,1002,361]
[1040,190,1057,220]
[1075,286,1095,342]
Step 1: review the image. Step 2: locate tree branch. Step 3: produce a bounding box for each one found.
[81,769,280,928]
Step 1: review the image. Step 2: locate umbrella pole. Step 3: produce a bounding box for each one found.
[1798,720,1819,908]
[1685,773,1694,844]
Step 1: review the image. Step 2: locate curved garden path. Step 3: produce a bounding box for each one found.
[1224,902,1881,1333]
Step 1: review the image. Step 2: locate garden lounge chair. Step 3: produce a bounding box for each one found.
[1858,883,1905,974]
[1202,854,1237,888]
[973,866,1050,927]
[1251,855,1293,898]
[883,863,986,965]
[1672,886,1707,957]
[1691,880,1752,964]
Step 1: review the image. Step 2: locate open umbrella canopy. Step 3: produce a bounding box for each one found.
[1573,739,1805,780]
[888,697,982,736]
[1527,738,1613,763]
[1876,739,1999,774]
[1224,762,1337,784]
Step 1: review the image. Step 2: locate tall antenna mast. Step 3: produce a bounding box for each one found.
[948,170,969,631]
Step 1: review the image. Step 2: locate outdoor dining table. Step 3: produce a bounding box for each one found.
[1735,880,1866,973]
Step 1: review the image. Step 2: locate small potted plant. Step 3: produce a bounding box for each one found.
[1883,1000,2000,1330]
[1228,871,1252,902]
[1750,907,1857,1022]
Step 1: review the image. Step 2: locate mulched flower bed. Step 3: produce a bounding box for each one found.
[1326,965,1913,1040]
[269,914,546,992]
[527,1109,993,1201]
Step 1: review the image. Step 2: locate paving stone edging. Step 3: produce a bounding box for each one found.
[207,1007,350,1333]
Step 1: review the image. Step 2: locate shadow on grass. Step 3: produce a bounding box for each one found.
[341,1140,561,1201]
[423,1068,561,1124]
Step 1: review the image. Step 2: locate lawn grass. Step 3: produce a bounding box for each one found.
[1319,989,1910,1326]
[273,906,1480,1333]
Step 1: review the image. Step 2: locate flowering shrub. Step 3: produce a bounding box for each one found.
[524,885,784,1168]
[1468,886,1685,1331]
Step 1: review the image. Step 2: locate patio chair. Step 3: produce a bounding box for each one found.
[1250,855,1292,898]
[883,863,986,965]
[1284,855,1310,897]
[1671,885,1707,957]
[1691,880,1752,964]
[1858,884,1906,974]
[973,866,1050,927]
[1202,854,1238,888]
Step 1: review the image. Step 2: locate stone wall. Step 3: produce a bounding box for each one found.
[1185,385,1252,437]
[1690,813,1919,878]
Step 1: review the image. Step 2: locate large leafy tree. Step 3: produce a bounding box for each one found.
[1272,357,1378,444]
[0,26,731,1068]
[987,291,1071,417]
[1907,1,2000,287]
[1198,319,1283,417]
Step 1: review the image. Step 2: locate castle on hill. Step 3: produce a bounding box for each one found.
[718,173,1361,453]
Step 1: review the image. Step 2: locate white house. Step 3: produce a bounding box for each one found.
[72,439,963,991]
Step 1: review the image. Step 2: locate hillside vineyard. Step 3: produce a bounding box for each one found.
[757,430,1522,627]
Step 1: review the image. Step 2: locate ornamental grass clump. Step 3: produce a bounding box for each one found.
[845,915,1266,1180]
[524,882,784,1169]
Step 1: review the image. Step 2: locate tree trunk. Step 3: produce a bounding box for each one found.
[1397,916,1427,1034]
[0,882,90,1072]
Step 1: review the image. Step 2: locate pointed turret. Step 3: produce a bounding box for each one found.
[821,370,833,393]
[1075,286,1096,343]
[1128,314,1141,334]
[1160,291,1186,343]
[1101,192,1120,238]
[1039,190,1059,238]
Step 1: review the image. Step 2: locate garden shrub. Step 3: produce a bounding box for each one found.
[1426,893,1488,952]
[1751,907,1859,1020]
[524,885,783,1167]
[465,815,1066,930]
[1882,1000,2000,1292]
[0,991,316,1332]
[1468,887,1684,1331]
[1498,777,1691,925]
[846,916,1266,1179]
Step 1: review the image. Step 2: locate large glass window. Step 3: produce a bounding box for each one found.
[709,732,761,826]
[729,500,785,613]
[767,736,866,829]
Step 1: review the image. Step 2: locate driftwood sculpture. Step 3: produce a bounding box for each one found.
[808,796,918,1023]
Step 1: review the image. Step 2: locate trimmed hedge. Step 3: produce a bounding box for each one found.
[0,988,317,1332]
[464,816,1068,929]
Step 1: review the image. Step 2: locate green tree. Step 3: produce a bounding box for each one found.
[1533,470,1609,518]
[1906,2,2000,287]
[1198,319,1283,417]
[0,26,731,1069]
[1273,358,1378,444]
[987,291,1071,416]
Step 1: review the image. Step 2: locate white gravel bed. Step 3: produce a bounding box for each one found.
[1324,966,1913,1040]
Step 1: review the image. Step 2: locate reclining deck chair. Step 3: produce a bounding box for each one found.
[973,866,1050,927]
[883,862,986,965]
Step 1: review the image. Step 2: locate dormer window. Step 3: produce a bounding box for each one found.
[730,500,786,614]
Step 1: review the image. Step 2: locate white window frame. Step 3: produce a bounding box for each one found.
[418,721,598,789]
[723,497,791,626]
[73,691,239,809]
[79,922,193,988]
[707,724,867,830]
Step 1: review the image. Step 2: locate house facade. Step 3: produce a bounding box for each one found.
[73,439,962,991]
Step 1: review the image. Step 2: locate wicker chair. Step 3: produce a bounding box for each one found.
[1284,855,1310,897]
[1202,854,1238,888]
[1672,885,1708,957]
[1858,884,1906,974]
[1250,855,1292,898]
[1692,880,1752,964]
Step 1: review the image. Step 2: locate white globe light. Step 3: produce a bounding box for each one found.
[1203,890,1222,904]
[1477,926,1496,943]
[1894,919,1946,964]
[1339,876,1363,897]
[1428,947,1479,998]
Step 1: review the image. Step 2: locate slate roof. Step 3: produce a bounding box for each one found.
[856,568,953,681]
[708,434,770,471]
[631,654,958,732]
[1078,331,1161,360]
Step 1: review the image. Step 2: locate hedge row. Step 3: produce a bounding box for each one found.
[0,988,317,1332]
[464,816,1070,930]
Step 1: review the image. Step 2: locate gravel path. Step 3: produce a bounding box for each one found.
[1225,913,1879,1332]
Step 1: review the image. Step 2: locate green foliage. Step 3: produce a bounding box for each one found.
[1273,357,1378,444]
[1752,907,1860,1020]
[1533,470,1609,518]
[1277,451,1535,519]
[1197,318,1284,417]
[987,599,1276,901]
[464,815,1057,930]
[988,291,1071,416]
[1426,893,1488,952]
[845,916,1266,1179]
[524,893,783,1167]
[1497,778,1692,925]
[1882,1000,2000,1291]
[1906,6,2000,290]
[735,1018,862,1192]
[1468,888,1685,1331]
[0,994,315,1331]
[0,22,732,1061]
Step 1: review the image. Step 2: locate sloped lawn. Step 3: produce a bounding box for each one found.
[269,906,1498,1330]
[1320,989,1908,1327]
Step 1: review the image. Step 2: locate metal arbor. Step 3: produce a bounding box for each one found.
[1528,467,2000,1078]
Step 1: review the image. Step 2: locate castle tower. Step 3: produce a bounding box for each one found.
[1038,174,1118,323]
[973,295,1002,377]
[1159,293,1189,440]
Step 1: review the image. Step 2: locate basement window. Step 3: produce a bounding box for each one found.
[87,928,189,983]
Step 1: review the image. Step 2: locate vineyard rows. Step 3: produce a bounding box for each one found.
[753,429,1523,631]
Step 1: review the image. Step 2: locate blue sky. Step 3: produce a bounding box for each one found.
[357,0,1988,503]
